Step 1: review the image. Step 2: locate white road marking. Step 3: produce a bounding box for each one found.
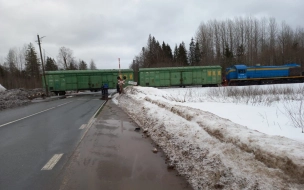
[41,154,63,170]
[77,98,100,101]
[77,101,107,143]
[87,118,96,128]
[79,124,87,130]
[0,101,73,128]
[57,101,73,107]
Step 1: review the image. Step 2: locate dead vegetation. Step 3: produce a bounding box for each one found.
[0,88,46,111]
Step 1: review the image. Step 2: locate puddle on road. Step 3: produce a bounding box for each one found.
[94,119,143,140]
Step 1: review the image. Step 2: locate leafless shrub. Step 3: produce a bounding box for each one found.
[283,100,304,133]
[165,94,185,103]
[206,85,303,106]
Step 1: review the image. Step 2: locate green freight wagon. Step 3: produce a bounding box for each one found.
[43,69,134,95]
[138,66,222,87]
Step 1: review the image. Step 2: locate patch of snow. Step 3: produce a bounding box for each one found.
[113,85,304,190]
[0,84,6,92]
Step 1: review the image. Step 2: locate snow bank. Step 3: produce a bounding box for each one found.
[113,86,304,190]
[0,84,6,92]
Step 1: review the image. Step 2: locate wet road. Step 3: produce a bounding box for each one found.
[0,95,104,190]
[55,100,192,190]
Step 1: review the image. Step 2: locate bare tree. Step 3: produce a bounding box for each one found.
[18,44,27,71]
[131,16,304,73]
[89,59,97,69]
[6,48,18,73]
[278,21,294,64]
[268,17,278,65]
[57,47,73,70]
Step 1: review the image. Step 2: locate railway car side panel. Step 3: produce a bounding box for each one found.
[90,75,102,89]
[170,71,181,86]
[49,74,60,91]
[216,69,222,84]
[150,71,159,87]
[77,75,89,90]
[212,70,217,83]
[65,74,77,90]
[139,72,147,86]
[206,70,213,84]
[181,71,192,85]
[247,68,289,79]
[149,72,155,86]
[159,71,170,86]
[201,69,207,85]
[192,70,202,85]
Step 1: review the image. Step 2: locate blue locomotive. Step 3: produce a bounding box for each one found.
[225,63,304,85]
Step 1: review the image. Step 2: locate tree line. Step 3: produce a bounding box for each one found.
[130,17,304,78]
[0,45,97,89]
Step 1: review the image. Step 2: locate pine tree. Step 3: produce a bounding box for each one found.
[224,44,234,69]
[162,42,173,63]
[194,41,201,65]
[146,34,153,67]
[25,43,40,78]
[178,42,188,66]
[166,44,173,60]
[188,38,196,65]
[45,57,58,71]
[161,41,167,62]
[173,45,178,63]
[237,44,245,63]
[69,58,78,70]
[78,60,88,70]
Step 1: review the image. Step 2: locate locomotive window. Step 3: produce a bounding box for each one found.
[238,69,246,73]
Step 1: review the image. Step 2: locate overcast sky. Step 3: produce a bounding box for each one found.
[1,0,304,69]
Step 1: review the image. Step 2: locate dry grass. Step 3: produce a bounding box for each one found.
[206,85,304,106]
[284,100,304,133]
[206,85,304,133]
[161,84,304,133]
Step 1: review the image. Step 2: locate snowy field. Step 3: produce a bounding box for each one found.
[162,84,304,143]
[113,84,304,190]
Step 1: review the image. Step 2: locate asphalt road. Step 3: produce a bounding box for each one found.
[0,95,105,190]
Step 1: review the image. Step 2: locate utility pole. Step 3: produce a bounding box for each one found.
[37,34,49,97]
[118,58,121,78]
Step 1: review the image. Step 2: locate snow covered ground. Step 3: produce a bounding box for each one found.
[113,84,304,190]
[0,84,6,92]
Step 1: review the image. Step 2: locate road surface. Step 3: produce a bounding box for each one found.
[0,95,104,190]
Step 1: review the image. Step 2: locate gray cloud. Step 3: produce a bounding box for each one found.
[1,0,304,69]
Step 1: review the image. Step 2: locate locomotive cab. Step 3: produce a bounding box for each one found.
[235,65,247,79]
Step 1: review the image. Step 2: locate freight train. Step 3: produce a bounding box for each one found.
[225,63,304,86]
[138,66,222,87]
[43,64,304,95]
[43,69,134,95]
